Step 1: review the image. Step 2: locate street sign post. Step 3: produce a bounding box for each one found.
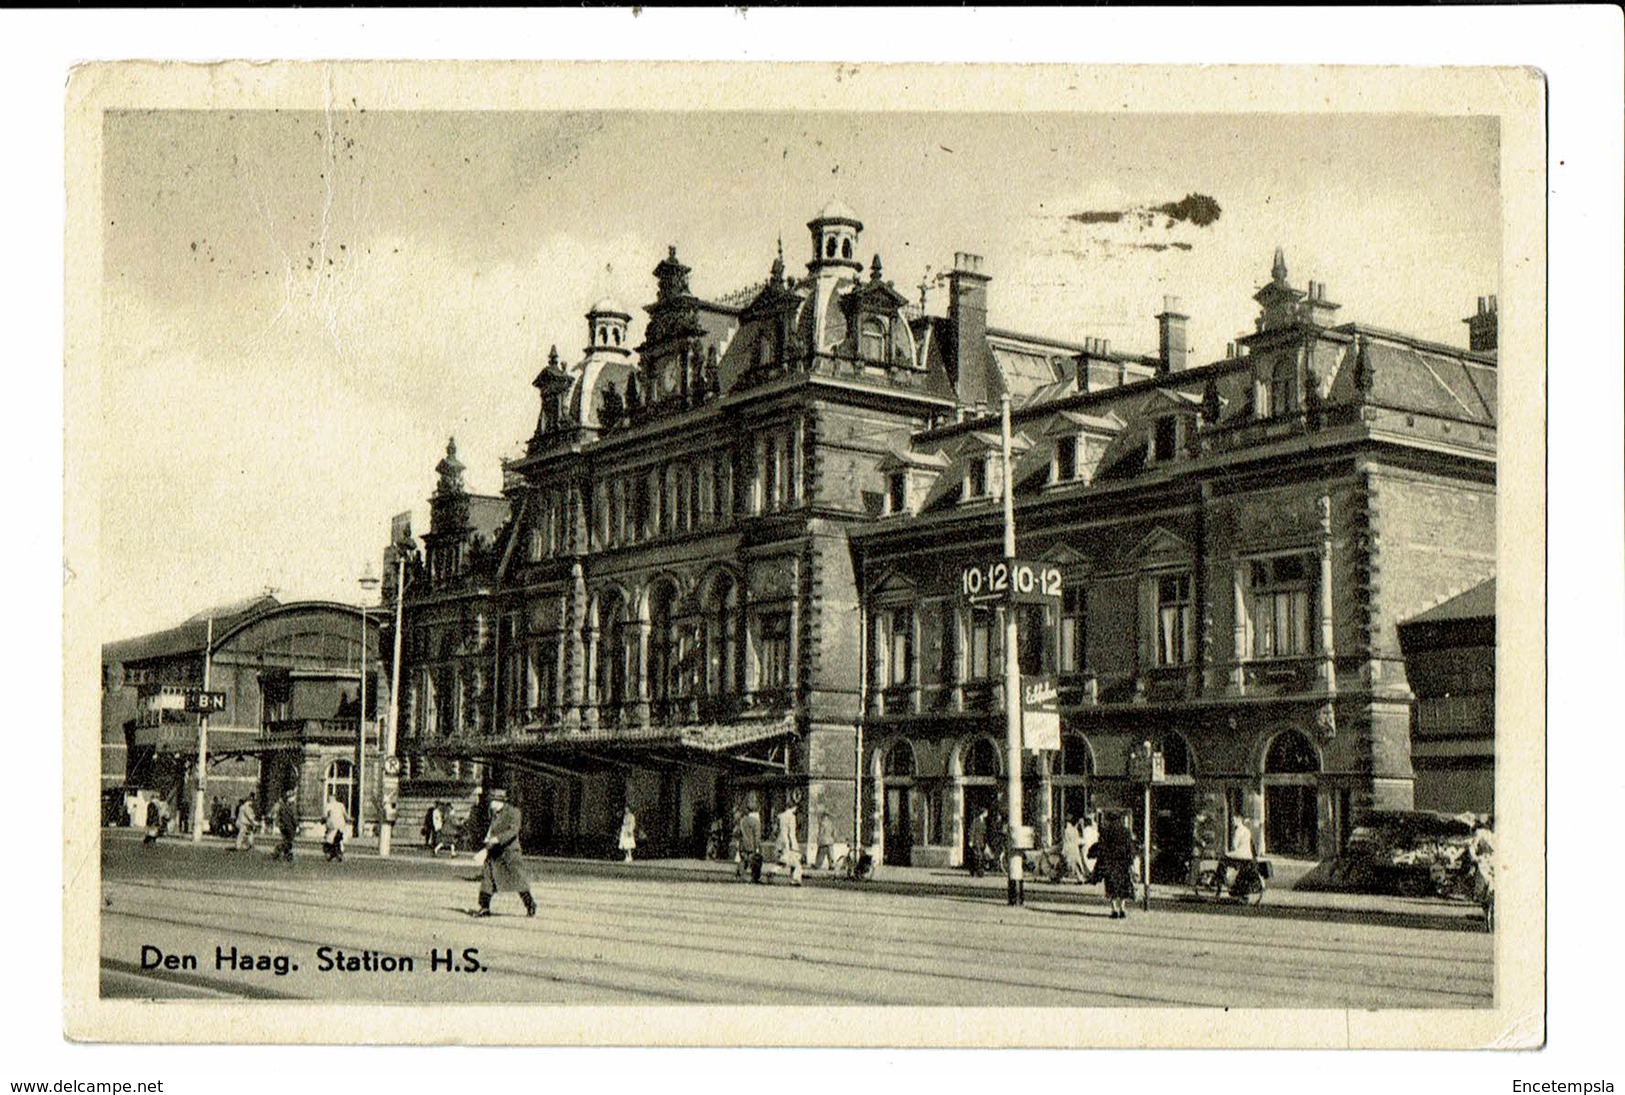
[183,691,226,714]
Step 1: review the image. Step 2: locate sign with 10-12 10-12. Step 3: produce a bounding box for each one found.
[959,558,1063,604]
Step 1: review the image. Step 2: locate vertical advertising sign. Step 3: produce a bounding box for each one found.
[1021,674,1061,751]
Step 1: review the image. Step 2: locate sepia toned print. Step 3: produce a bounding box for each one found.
[64,60,1546,1046]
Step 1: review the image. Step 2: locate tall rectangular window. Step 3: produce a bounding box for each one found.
[1017,603,1050,676]
[697,463,714,527]
[1249,556,1314,657]
[763,437,780,512]
[1054,436,1078,482]
[966,456,988,499]
[1059,586,1086,673]
[880,606,914,687]
[887,472,907,515]
[1270,371,1296,417]
[758,612,792,691]
[1156,573,1194,666]
[967,607,995,680]
[1153,417,1180,462]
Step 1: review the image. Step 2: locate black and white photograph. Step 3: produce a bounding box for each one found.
[51,30,1574,1061]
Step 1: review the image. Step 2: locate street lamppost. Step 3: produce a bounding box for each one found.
[357,566,380,841]
[378,547,407,858]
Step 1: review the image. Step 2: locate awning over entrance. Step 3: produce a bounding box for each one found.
[414,713,798,766]
[126,724,262,754]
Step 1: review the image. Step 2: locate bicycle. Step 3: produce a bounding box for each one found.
[1191,855,1269,905]
[833,843,875,881]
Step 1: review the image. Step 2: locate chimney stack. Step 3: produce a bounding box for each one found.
[1157,294,1189,373]
[1301,279,1341,327]
[947,252,993,402]
[1464,294,1498,356]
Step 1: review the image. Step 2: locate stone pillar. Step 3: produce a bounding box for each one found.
[1036,751,1055,847]
[582,621,600,731]
[1231,563,1248,694]
[632,618,652,728]
[1317,493,1337,691]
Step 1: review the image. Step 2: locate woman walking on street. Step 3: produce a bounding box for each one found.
[1095,810,1138,919]
[234,797,259,851]
[618,806,639,864]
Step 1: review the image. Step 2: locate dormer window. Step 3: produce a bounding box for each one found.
[1053,435,1079,483]
[860,317,889,364]
[1260,358,1297,418]
[886,471,908,515]
[966,455,989,499]
[1152,416,1180,462]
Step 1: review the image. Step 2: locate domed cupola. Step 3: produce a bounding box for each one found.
[585,298,632,358]
[807,198,864,276]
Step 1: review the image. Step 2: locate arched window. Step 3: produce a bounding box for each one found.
[841,237,853,260]
[647,582,680,708]
[324,759,355,819]
[1056,733,1094,777]
[1052,732,1093,827]
[883,739,917,778]
[1269,357,1297,417]
[860,317,889,363]
[1262,729,1320,858]
[963,737,1001,778]
[597,593,629,724]
[825,236,838,259]
[1160,732,1195,777]
[1264,729,1319,773]
[703,572,740,697]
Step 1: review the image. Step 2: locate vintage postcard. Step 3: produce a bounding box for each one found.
[63,58,1546,1047]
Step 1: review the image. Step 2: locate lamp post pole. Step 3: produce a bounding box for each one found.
[192,616,213,843]
[1001,393,1025,907]
[357,568,380,842]
[379,550,406,858]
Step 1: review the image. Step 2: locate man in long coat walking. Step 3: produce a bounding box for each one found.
[737,800,764,883]
[272,790,299,862]
[474,788,536,918]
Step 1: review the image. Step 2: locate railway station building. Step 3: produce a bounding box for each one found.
[388,204,1497,870]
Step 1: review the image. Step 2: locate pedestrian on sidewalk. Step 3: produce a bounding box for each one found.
[272,790,299,862]
[234,797,258,851]
[1218,815,1257,896]
[812,808,836,872]
[1080,812,1100,884]
[618,806,640,864]
[967,807,989,877]
[323,796,348,862]
[1096,810,1138,919]
[434,801,456,856]
[1061,815,1088,883]
[738,800,764,883]
[142,799,163,845]
[774,799,804,886]
[473,788,535,918]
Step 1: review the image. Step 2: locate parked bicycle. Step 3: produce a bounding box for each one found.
[833,842,875,881]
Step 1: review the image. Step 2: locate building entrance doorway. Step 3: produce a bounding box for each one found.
[880,740,916,867]
[1263,729,1320,857]
[962,783,999,865]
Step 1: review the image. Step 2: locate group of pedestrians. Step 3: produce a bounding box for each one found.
[726,797,810,885]
[966,806,1141,918]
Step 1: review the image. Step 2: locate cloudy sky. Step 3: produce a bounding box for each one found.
[99,108,1499,640]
